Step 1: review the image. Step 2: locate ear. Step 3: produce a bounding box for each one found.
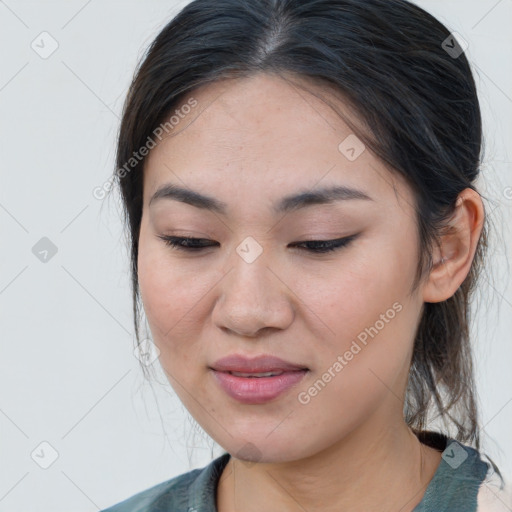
[422,188,485,304]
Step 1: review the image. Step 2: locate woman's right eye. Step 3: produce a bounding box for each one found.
[157,236,218,251]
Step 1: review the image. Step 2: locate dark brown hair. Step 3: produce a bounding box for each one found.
[108,0,502,481]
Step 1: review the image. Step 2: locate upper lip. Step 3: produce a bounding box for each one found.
[210,354,308,373]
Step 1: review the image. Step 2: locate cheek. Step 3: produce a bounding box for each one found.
[292,267,418,438]
[137,248,209,400]
[321,248,412,322]
[308,231,420,370]
[137,234,212,359]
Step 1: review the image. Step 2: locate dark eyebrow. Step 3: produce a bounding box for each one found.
[275,185,373,213]
[149,183,373,214]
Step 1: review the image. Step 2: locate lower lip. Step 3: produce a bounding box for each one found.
[211,369,308,404]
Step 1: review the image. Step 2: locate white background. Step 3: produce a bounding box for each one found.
[0,1,511,510]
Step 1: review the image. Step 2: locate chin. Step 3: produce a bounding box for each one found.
[218,432,313,465]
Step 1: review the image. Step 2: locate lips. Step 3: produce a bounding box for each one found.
[210,354,309,404]
[210,354,308,374]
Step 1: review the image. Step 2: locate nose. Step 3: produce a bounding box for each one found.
[211,250,295,338]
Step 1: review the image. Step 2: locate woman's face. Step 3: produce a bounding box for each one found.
[138,73,427,463]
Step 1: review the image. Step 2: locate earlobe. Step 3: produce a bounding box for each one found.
[422,189,484,304]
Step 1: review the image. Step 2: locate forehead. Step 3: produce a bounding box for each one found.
[148,72,359,161]
[142,73,413,213]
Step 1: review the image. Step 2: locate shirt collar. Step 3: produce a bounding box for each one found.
[188,452,231,512]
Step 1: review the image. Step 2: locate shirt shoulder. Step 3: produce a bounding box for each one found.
[413,434,511,512]
[99,469,200,512]
[99,453,231,512]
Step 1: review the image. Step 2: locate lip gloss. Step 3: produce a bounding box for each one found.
[211,369,308,404]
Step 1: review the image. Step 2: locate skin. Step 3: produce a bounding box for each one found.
[137,72,485,511]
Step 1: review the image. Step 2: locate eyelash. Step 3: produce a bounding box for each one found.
[157,234,358,254]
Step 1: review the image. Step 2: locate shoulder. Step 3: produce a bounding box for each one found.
[441,438,512,512]
[414,433,511,512]
[99,453,231,512]
[98,468,201,512]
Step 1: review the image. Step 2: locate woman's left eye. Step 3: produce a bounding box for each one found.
[288,234,358,253]
[158,234,357,253]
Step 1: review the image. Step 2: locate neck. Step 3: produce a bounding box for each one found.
[216,421,442,512]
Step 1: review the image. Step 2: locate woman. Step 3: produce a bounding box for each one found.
[100,0,510,510]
